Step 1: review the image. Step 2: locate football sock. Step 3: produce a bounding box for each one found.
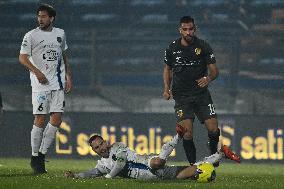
[183,139,196,163]
[194,152,222,165]
[31,125,44,156]
[159,134,180,160]
[39,122,58,154]
[208,128,220,154]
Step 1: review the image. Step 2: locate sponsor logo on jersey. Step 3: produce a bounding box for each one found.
[177,109,183,118]
[43,49,59,61]
[37,95,46,103]
[57,37,62,43]
[195,48,201,55]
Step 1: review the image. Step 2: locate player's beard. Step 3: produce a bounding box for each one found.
[184,34,194,43]
[39,22,52,31]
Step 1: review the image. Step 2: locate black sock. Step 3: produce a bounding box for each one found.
[208,128,220,154]
[183,139,196,164]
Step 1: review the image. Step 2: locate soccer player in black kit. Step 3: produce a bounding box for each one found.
[163,16,220,165]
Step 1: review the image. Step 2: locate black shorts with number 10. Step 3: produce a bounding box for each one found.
[174,89,217,124]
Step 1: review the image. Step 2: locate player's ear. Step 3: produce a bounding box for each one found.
[179,27,182,34]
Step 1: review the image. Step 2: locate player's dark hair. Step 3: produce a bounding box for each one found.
[88,135,104,145]
[180,16,195,26]
[37,4,56,18]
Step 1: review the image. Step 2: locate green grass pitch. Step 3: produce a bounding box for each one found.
[0,158,284,189]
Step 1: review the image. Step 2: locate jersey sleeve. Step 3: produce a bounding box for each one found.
[74,168,103,178]
[106,150,127,178]
[62,30,68,51]
[203,42,216,65]
[164,48,173,67]
[20,32,32,56]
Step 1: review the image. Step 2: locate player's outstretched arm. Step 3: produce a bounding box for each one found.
[64,168,104,179]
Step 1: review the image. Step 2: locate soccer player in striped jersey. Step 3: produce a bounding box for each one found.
[19,4,72,174]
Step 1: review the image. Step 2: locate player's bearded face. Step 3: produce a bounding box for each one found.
[91,138,110,158]
[180,22,195,43]
[37,11,53,30]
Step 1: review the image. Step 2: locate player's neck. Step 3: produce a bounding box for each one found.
[40,25,53,32]
[181,37,194,46]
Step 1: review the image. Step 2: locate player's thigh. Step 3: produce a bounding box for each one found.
[49,90,65,113]
[195,91,217,124]
[174,98,195,123]
[32,91,50,115]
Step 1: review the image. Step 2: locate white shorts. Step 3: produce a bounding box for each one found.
[32,90,65,114]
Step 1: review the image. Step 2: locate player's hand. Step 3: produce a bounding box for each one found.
[65,75,72,94]
[64,171,75,178]
[163,89,172,100]
[35,70,48,84]
[196,76,210,88]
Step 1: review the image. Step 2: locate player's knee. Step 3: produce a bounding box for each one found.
[150,158,166,169]
[183,131,193,140]
[205,119,218,133]
[50,113,62,127]
[34,116,45,127]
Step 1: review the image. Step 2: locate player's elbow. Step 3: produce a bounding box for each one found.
[19,54,27,65]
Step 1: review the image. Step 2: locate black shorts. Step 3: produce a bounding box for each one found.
[173,90,217,124]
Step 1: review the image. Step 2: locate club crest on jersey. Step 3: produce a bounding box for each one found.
[195,48,201,55]
[57,37,62,43]
[177,110,183,118]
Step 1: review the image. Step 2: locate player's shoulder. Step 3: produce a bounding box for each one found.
[111,142,127,149]
[24,28,40,37]
[195,37,211,48]
[110,142,127,153]
[53,27,65,33]
[167,38,180,50]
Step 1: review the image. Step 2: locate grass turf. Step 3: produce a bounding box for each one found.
[0,158,283,189]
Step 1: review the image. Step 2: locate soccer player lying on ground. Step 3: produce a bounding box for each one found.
[64,124,240,181]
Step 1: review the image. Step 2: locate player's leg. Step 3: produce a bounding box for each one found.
[31,91,49,174]
[195,90,220,159]
[194,145,241,165]
[39,90,64,171]
[39,112,61,155]
[175,165,197,179]
[180,119,196,164]
[174,97,196,163]
[149,124,187,169]
[158,123,186,160]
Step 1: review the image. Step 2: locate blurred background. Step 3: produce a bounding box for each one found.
[0,0,283,161]
[0,0,283,114]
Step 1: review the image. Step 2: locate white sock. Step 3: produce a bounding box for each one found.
[194,152,223,165]
[158,134,180,160]
[39,123,58,154]
[31,125,44,156]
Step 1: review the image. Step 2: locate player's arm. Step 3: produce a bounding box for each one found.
[62,50,72,93]
[64,168,103,179]
[18,54,48,84]
[19,32,48,84]
[105,151,127,179]
[196,63,219,88]
[163,49,173,100]
[196,42,219,88]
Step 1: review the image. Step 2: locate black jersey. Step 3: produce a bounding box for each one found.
[164,37,216,97]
